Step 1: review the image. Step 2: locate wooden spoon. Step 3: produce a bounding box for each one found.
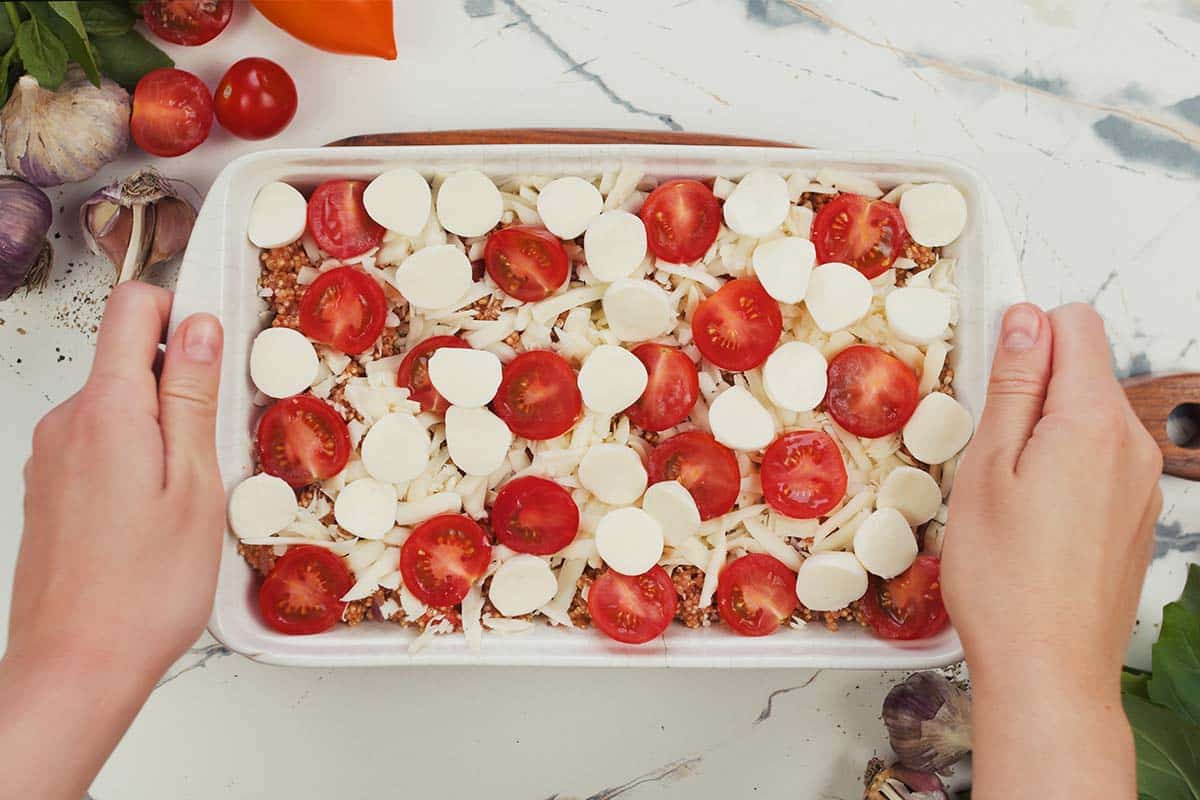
[1123,374,1200,480]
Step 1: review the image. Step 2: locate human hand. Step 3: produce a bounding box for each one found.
[8,282,225,686]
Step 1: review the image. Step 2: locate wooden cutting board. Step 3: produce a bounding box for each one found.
[329,128,1200,480]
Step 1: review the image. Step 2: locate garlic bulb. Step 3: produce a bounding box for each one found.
[81,169,202,285]
[882,672,972,774]
[863,759,950,800]
[1,68,130,187]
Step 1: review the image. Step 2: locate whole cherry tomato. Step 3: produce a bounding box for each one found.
[214,58,298,140]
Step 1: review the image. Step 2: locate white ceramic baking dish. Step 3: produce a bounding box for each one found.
[169,144,1024,668]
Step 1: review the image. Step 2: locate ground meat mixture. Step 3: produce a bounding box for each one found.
[259,243,312,330]
[796,602,867,632]
[567,568,597,628]
[238,542,277,576]
[472,294,504,321]
[797,191,836,213]
[903,240,939,268]
[672,565,719,629]
[343,588,388,626]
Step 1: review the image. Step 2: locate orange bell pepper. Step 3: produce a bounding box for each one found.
[251,0,397,60]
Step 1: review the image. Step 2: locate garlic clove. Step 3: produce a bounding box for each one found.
[148,197,198,269]
[881,671,972,774]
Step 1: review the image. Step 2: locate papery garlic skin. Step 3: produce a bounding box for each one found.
[1,69,130,187]
[882,672,972,774]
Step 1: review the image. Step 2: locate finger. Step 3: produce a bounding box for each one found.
[1043,304,1122,416]
[970,303,1053,470]
[89,282,172,407]
[159,313,224,488]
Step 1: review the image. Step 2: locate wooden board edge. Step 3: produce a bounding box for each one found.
[326,128,800,149]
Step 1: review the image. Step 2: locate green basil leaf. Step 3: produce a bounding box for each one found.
[1148,564,1200,726]
[1123,693,1200,800]
[15,17,67,90]
[30,1,101,86]
[78,0,135,36]
[91,28,170,90]
[0,7,14,53]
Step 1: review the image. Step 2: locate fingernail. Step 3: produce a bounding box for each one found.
[1002,304,1041,351]
[183,316,220,363]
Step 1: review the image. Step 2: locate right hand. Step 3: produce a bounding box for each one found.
[943,303,1162,691]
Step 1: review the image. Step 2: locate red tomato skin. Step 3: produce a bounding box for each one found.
[760,430,848,519]
[825,345,920,438]
[484,227,569,302]
[399,514,492,608]
[306,180,385,259]
[624,344,700,432]
[396,336,472,414]
[811,194,909,279]
[490,476,580,555]
[640,179,722,264]
[860,555,949,641]
[717,554,799,637]
[214,57,298,140]
[297,267,388,355]
[493,350,582,440]
[588,566,678,645]
[259,545,354,635]
[142,0,233,46]
[647,431,740,521]
[256,395,352,487]
[130,68,214,157]
[691,278,782,371]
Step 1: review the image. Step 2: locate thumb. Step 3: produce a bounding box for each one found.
[159,313,224,488]
[971,303,1053,471]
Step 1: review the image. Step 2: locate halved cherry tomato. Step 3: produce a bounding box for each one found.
[399,514,492,607]
[825,345,919,438]
[717,554,799,637]
[214,57,297,140]
[142,0,233,46]
[760,430,848,519]
[691,278,782,371]
[860,555,949,640]
[298,267,387,355]
[624,343,700,432]
[811,194,909,279]
[306,180,385,260]
[396,336,472,414]
[640,179,722,264]
[490,476,579,555]
[588,566,677,645]
[130,68,214,157]
[484,227,569,302]
[648,431,740,521]
[258,545,353,635]
[493,350,582,440]
[256,395,351,487]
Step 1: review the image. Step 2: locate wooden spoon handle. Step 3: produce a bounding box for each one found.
[1122,373,1200,480]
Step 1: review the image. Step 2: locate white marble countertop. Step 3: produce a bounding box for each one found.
[1,1,1198,798]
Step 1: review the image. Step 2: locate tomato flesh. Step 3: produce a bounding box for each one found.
[395,335,471,414]
[493,350,582,440]
[589,566,677,644]
[648,431,740,521]
[400,514,492,607]
[825,345,920,438]
[717,554,799,637]
[130,68,214,158]
[624,343,700,432]
[490,476,579,555]
[214,57,297,140]
[259,545,353,635]
[256,395,351,487]
[760,430,848,519]
[860,555,949,640]
[691,278,782,371]
[485,227,569,302]
[811,194,909,279]
[298,267,388,355]
[142,0,233,46]
[640,179,722,264]
[307,180,385,259]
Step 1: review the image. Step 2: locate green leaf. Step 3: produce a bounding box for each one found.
[1123,693,1200,800]
[15,16,67,89]
[27,0,101,86]
[77,0,135,37]
[1149,565,1200,726]
[0,6,14,53]
[0,44,17,106]
[1123,668,1152,700]
[90,28,170,90]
